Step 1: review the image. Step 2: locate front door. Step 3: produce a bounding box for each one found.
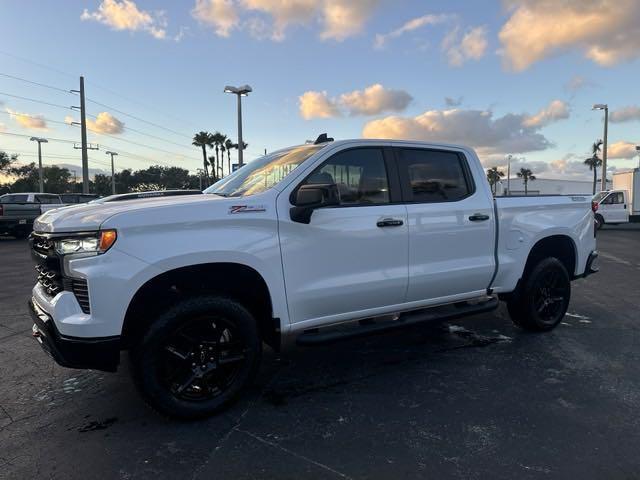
[600,191,628,223]
[277,147,409,326]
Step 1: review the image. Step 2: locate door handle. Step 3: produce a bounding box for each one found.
[468,213,490,222]
[377,218,404,227]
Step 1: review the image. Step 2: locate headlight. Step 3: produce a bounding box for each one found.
[55,230,117,256]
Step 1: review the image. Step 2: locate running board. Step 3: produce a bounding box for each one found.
[296,297,499,346]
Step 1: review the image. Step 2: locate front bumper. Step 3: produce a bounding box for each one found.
[29,298,120,372]
[583,250,599,278]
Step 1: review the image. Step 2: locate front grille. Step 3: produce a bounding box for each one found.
[35,264,64,296]
[31,233,91,314]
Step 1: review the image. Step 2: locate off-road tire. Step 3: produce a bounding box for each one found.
[130,296,261,419]
[507,257,571,332]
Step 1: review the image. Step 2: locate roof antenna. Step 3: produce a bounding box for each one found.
[314,133,334,145]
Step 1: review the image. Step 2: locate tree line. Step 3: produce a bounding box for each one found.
[192,130,245,186]
[0,151,200,196]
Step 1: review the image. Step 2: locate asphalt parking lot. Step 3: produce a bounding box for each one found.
[1,225,639,479]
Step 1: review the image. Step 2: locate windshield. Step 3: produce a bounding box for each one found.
[204,145,325,197]
[592,192,608,202]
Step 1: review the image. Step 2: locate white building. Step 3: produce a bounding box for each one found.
[494,177,610,196]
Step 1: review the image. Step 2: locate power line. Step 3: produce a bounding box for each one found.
[0,50,76,79]
[0,109,73,128]
[85,97,193,140]
[82,124,201,162]
[0,91,72,111]
[0,130,77,144]
[0,72,71,94]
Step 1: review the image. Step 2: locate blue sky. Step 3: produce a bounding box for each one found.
[1,0,639,180]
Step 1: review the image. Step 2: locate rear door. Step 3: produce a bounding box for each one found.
[278,146,409,326]
[394,146,495,303]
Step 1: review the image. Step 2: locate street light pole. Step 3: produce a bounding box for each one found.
[506,154,512,196]
[105,151,118,195]
[593,104,608,192]
[224,85,252,167]
[30,137,48,193]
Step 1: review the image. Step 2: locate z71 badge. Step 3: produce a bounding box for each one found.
[229,204,267,214]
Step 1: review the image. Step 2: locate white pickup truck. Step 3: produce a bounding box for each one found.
[28,138,598,418]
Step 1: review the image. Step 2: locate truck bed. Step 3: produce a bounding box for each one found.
[491,194,595,293]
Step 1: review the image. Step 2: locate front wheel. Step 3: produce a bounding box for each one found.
[507,257,571,332]
[130,296,262,419]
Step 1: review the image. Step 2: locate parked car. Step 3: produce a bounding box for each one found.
[0,193,63,238]
[592,169,640,228]
[59,193,100,204]
[592,190,630,228]
[88,190,202,204]
[27,138,598,418]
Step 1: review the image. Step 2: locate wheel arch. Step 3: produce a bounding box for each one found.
[523,234,577,280]
[121,262,280,351]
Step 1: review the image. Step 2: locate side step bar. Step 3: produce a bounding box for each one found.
[296,297,499,346]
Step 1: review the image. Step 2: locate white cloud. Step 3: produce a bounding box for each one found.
[499,0,640,71]
[299,84,412,119]
[299,91,341,120]
[87,112,125,134]
[339,84,412,116]
[81,0,167,39]
[374,13,450,48]
[610,106,640,123]
[6,109,47,131]
[320,0,380,41]
[192,0,239,37]
[195,0,379,41]
[442,25,488,66]
[362,102,572,156]
[522,100,570,128]
[609,141,639,159]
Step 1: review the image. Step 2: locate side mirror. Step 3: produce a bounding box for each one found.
[290,184,339,224]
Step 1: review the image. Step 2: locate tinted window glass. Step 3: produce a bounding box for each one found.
[0,194,28,203]
[36,195,61,204]
[397,149,471,202]
[303,148,390,205]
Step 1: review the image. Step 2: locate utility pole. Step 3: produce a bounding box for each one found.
[592,104,608,192]
[70,76,90,193]
[506,154,512,196]
[30,137,48,193]
[105,151,118,195]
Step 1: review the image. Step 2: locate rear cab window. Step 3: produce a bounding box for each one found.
[395,148,474,203]
[35,194,61,204]
[0,194,29,203]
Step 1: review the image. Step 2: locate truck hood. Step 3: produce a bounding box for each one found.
[33,194,226,233]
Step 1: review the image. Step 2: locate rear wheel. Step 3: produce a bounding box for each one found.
[130,296,261,419]
[507,257,571,332]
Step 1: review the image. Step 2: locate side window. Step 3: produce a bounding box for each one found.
[302,148,390,205]
[1,194,28,203]
[616,192,624,204]
[35,195,60,204]
[396,148,472,203]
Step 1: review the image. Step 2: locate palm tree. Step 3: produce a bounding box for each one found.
[584,140,603,194]
[192,131,214,184]
[224,138,235,175]
[516,167,536,195]
[486,167,505,195]
[211,132,227,181]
